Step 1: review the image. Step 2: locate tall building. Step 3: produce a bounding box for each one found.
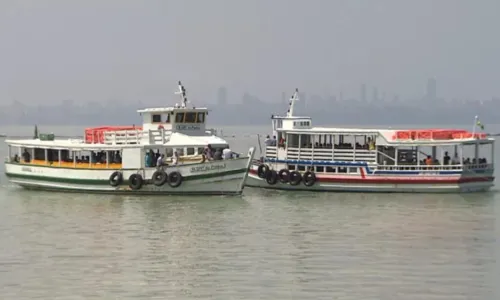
[360,84,367,102]
[426,78,437,100]
[217,86,227,105]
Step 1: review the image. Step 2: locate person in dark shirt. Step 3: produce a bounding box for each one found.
[443,151,451,165]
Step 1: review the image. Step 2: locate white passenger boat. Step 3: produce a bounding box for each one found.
[5,82,255,195]
[246,89,495,193]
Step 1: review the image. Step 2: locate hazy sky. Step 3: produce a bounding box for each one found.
[0,0,499,105]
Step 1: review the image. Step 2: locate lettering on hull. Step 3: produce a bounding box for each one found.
[191,163,226,173]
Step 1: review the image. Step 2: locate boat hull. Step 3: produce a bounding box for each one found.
[245,164,494,193]
[5,148,255,196]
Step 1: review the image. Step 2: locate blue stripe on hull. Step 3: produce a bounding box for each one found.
[262,158,470,175]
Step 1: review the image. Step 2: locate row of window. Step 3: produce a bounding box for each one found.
[152,112,205,124]
[288,164,359,174]
[293,121,311,127]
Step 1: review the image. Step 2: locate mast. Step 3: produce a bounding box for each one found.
[175,81,188,108]
[287,88,299,117]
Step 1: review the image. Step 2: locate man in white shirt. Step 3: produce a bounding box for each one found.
[156,154,165,168]
[222,146,232,160]
[264,135,272,146]
[172,151,179,165]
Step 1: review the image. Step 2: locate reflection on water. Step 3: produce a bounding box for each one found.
[0,185,496,299]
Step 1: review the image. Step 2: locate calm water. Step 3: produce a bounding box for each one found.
[0,125,498,299]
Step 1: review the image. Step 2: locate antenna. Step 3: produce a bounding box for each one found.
[174,81,188,108]
[287,88,299,117]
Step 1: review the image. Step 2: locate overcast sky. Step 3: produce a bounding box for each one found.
[0,0,499,105]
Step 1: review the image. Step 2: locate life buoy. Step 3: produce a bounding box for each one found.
[128,174,143,190]
[266,170,278,185]
[303,171,316,187]
[288,171,302,186]
[152,170,168,186]
[168,171,183,188]
[158,124,164,130]
[109,171,123,187]
[278,169,290,183]
[257,164,269,179]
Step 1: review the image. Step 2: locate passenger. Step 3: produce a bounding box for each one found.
[172,151,179,165]
[13,154,19,163]
[145,152,152,167]
[264,135,272,146]
[157,154,165,168]
[22,149,31,163]
[204,144,214,160]
[443,151,451,165]
[425,155,433,165]
[271,135,277,146]
[214,148,222,160]
[222,146,232,159]
[451,153,460,165]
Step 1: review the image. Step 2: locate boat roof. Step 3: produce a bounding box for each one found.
[137,106,209,114]
[5,132,229,150]
[278,126,494,145]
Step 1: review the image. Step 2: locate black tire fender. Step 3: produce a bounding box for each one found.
[303,171,316,187]
[257,164,269,179]
[266,170,278,185]
[128,173,144,190]
[278,169,290,183]
[288,171,302,186]
[109,171,123,187]
[168,171,183,188]
[152,170,168,186]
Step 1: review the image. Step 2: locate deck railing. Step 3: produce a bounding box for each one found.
[265,146,377,163]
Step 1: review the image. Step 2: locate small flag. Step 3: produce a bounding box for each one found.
[476,119,485,130]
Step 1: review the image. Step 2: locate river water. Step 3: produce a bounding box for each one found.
[0,125,497,299]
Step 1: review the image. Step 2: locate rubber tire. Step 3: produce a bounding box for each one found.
[257,164,269,179]
[168,171,183,188]
[303,171,316,187]
[152,170,168,186]
[109,171,123,187]
[266,170,278,185]
[289,171,302,186]
[128,174,144,190]
[278,169,290,183]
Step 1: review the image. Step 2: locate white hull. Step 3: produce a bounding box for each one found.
[5,148,255,196]
[245,164,494,194]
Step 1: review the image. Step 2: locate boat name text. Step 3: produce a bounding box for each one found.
[176,125,201,131]
[191,163,226,173]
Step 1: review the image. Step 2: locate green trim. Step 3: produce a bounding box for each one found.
[4,157,249,171]
[5,168,248,185]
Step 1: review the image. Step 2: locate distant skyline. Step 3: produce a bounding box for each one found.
[1,0,500,106]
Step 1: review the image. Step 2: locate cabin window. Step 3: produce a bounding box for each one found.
[152,114,162,123]
[166,148,173,157]
[184,112,196,123]
[165,114,170,123]
[288,165,296,171]
[349,167,358,173]
[177,148,185,156]
[338,167,347,173]
[316,166,324,173]
[197,147,204,155]
[326,166,336,173]
[196,112,205,123]
[297,165,306,171]
[175,113,185,123]
[186,148,195,155]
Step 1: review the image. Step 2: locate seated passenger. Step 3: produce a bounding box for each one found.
[22,149,31,163]
[222,146,232,159]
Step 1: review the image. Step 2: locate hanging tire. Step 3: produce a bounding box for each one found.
[278,169,290,183]
[128,174,143,190]
[266,170,278,185]
[109,171,123,187]
[303,171,316,187]
[289,171,302,186]
[168,171,183,188]
[257,164,269,179]
[152,170,168,186]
